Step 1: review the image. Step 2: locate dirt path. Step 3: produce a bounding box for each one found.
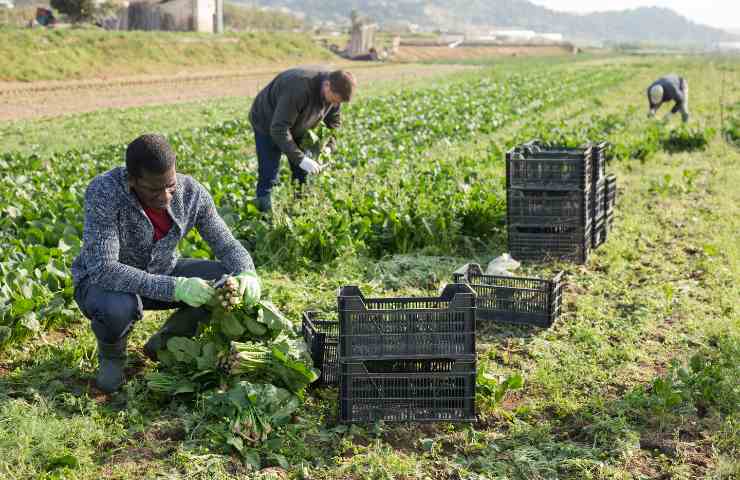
[0,63,476,122]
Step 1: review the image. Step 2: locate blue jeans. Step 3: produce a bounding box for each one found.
[74,258,227,343]
[255,131,306,198]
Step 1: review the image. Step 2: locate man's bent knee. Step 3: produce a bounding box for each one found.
[84,289,142,342]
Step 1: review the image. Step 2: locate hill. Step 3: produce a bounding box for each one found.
[246,0,737,45]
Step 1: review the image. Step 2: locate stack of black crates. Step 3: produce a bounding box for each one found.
[506,140,611,263]
[335,284,477,423]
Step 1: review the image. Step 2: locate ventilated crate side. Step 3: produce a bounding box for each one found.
[453,264,564,327]
[507,189,591,226]
[339,358,476,423]
[590,177,606,223]
[302,311,339,387]
[337,284,476,360]
[591,141,609,186]
[509,225,591,264]
[506,140,593,190]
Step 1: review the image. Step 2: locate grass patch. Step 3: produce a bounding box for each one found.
[0,29,332,82]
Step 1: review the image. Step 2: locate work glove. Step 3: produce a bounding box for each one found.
[324,136,337,154]
[299,155,322,175]
[174,277,215,307]
[234,271,261,306]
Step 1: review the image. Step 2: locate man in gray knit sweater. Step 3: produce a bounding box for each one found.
[72,134,260,393]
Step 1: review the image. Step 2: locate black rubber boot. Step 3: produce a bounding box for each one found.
[96,338,128,393]
[255,195,272,213]
[143,307,207,361]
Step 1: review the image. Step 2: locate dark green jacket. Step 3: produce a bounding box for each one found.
[249,68,341,166]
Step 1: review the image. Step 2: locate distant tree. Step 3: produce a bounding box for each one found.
[50,0,96,22]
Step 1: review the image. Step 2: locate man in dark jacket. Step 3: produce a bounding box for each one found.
[647,74,689,123]
[72,134,261,393]
[249,68,356,212]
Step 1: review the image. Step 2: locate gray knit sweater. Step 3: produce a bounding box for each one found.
[71,167,254,302]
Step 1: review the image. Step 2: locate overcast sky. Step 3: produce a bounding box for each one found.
[529,0,739,30]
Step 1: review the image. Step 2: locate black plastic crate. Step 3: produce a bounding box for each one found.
[590,177,606,224]
[591,141,609,186]
[337,284,476,360]
[452,263,564,328]
[339,358,476,423]
[506,140,594,190]
[507,188,591,226]
[302,311,339,387]
[592,217,607,249]
[509,223,591,264]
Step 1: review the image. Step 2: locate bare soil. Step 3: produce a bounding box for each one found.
[0,63,476,121]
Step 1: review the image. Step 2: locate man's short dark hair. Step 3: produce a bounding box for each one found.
[328,70,356,102]
[126,134,176,178]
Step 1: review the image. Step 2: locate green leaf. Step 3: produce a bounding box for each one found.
[244,316,268,337]
[242,449,261,469]
[703,244,719,257]
[45,453,79,471]
[220,312,245,338]
[503,373,524,390]
[173,382,197,395]
[226,435,244,453]
[157,349,177,367]
[259,301,291,334]
[166,337,201,363]
[12,298,35,315]
[270,453,290,469]
[196,342,219,371]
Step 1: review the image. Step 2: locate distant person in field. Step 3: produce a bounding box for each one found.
[72,134,260,393]
[249,68,356,212]
[647,74,689,123]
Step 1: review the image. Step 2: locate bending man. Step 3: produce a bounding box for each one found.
[72,134,260,392]
[249,68,356,212]
[647,74,689,123]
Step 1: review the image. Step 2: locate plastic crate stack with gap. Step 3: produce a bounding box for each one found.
[302,311,339,387]
[591,142,611,248]
[506,140,609,263]
[337,284,477,424]
[452,263,564,328]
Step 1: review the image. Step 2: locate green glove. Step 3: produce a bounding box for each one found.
[174,277,215,307]
[234,271,261,306]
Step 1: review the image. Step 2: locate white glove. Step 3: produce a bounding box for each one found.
[299,156,322,174]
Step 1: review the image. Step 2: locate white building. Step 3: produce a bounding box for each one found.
[537,33,564,42]
[717,42,740,51]
[122,0,222,32]
[490,29,536,41]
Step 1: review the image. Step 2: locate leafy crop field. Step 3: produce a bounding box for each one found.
[0,56,738,479]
